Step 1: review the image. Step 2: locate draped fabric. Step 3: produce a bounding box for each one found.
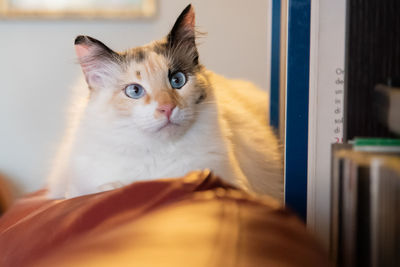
[0,170,330,267]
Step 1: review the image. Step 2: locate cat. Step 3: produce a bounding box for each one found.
[47,4,283,200]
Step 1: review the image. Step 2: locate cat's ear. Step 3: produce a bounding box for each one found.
[167,4,198,65]
[168,4,196,44]
[74,35,121,89]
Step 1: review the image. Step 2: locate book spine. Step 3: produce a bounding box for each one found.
[284,0,311,221]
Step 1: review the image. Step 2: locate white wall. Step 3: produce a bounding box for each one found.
[0,0,271,195]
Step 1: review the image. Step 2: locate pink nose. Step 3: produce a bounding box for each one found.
[157,104,176,119]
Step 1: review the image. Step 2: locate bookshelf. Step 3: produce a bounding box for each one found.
[269,1,400,261]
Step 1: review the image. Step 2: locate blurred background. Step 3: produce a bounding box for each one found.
[0,0,272,196]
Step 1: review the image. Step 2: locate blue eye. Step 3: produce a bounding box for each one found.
[124,84,146,99]
[170,71,187,89]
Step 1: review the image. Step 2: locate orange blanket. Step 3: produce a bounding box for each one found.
[0,170,330,267]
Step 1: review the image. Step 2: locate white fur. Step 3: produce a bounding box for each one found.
[48,56,283,200]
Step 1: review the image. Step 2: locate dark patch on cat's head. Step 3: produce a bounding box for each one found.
[153,41,168,56]
[124,47,147,63]
[135,49,146,62]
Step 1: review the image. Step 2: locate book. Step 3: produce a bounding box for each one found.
[306,0,347,247]
[275,0,311,221]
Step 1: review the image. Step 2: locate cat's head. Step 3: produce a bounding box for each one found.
[74,5,211,139]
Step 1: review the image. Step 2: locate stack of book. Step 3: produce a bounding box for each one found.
[331,139,400,267]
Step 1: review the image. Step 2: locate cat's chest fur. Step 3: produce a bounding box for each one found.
[59,105,236,198]
[73,132,226,180]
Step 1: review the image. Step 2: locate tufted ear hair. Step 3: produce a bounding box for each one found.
[74,35,122,89]
[167,4,199,66]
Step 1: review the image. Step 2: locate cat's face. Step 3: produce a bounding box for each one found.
[75,5,210,139]
[111,49,208,137]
